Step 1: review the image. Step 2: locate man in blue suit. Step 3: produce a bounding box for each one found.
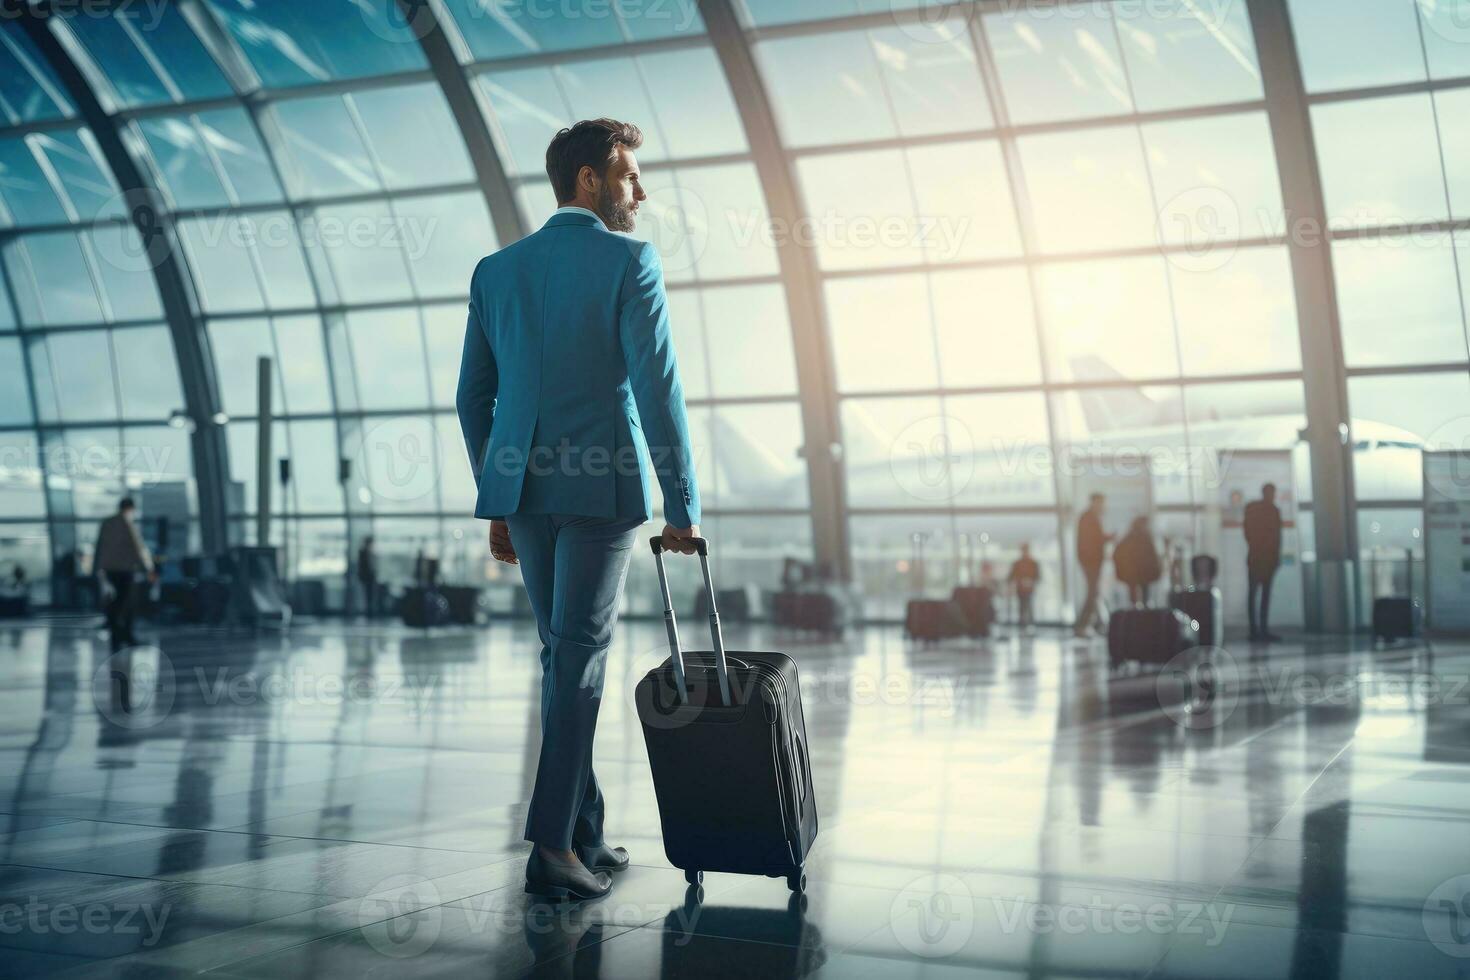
[456,118,701,902]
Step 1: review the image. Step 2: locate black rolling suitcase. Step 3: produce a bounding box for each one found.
[1373,598,1418,643]
[400,586,450,627]
[1108,607,1198,671]
[1372,547,1421,645]
[636,537,817,893]
[1170,588,1222,648]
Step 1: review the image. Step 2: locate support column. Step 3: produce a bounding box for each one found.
[698,0,850,579]
[392,0,527,246]
[17,5,231,555]
[1248,0,1358,632]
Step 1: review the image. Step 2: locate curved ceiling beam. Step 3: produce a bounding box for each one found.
[697,0,850,579]
[16,2,230,555]
[394,0,528,246]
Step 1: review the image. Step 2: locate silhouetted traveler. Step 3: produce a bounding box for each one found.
[1073,494,1114,636]
[1114,517,1162,607]
[357,537,379,619]
[94,498,155,652]
[1244,482,1284,642]
[1008,544,1040,632]
[457,119,700,903]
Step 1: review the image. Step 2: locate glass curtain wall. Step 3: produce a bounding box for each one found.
[0,20,191,605]
[11,0,1450,626]
[1287,0,1470,613]
[745,0,1306,620]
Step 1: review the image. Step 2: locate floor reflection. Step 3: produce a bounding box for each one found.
[0,619,1468,977]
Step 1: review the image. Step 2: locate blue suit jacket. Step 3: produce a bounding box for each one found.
[456,210,701,528]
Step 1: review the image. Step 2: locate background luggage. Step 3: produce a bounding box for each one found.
[401,586,450,628]
[949,586,994,636]
[440,585,485,625]
[1190,554,1219,589]
[905,600,968,642]
[904,532,967,643]
[1373,598,1419,644]
[226,546,290,627]
[290,579,326,616]
[1372,547,1421,645]
[1170,588,1223,648]
[636,537,817,893]
[771,584,854,635]
[949,532,994,636]
[694,584,760,623]
[1108,607,1199,671]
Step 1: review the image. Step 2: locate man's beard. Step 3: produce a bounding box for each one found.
[595,183,636,232]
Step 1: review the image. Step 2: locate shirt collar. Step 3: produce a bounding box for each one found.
[554,205,605,227]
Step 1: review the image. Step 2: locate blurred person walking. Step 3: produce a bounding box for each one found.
[1244,483,1284,642]
[94,497,155,652]
[1072,493,1114,636]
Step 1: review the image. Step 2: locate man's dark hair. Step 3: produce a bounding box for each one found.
[545,118,642,204]
[119,497,136,511]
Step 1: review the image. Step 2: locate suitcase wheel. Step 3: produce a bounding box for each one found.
[786,870,806,893]
[684,869,703,886]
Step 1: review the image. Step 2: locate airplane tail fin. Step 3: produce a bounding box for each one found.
[706,414,802,501]
[1069,355,1164,433]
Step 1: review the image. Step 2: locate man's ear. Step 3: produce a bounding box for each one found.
[578,164,598,198]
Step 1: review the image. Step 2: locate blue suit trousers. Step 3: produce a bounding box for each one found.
[506,513,642,849]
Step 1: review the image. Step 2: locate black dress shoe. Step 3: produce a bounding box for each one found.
[575,841,629,873]
[525,848,612,902]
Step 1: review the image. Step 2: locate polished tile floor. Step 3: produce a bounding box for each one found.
[2,614,1470,978]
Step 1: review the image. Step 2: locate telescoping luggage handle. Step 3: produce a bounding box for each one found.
[649,536,732,707]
